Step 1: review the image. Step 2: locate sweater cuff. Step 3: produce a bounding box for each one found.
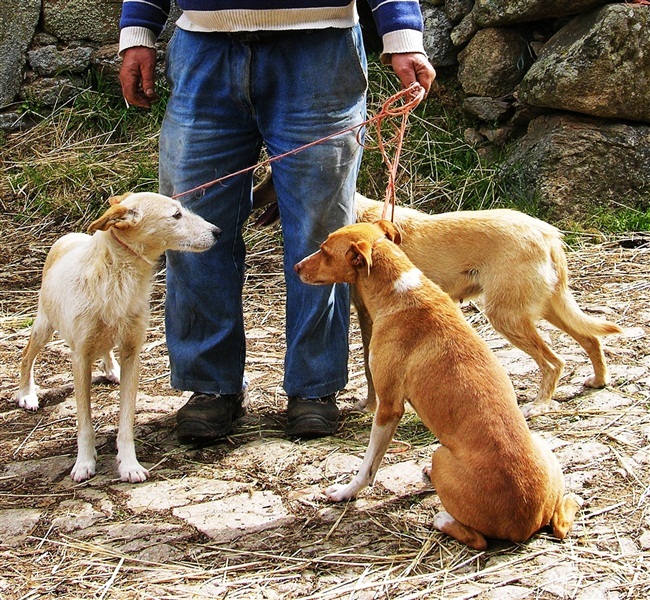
[119,27,158,56]
[380,29,426,62]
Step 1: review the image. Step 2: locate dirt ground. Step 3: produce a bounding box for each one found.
[0,210,649,599]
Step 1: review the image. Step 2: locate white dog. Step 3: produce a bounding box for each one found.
[16,192,220,482]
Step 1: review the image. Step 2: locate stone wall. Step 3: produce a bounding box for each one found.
[2,0,649,218]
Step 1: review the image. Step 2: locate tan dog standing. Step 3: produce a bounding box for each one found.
[253,170,622,417]
[17,192,220,482]
[294,221,582,549]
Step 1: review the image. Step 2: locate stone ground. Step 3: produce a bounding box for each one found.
[0,215,649,599]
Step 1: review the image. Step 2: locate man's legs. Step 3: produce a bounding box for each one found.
[160,30,260,441]
[252,26,368,435]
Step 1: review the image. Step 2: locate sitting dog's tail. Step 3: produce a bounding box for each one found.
[551,493,583,539]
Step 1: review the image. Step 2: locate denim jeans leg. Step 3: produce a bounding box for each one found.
[251,25,368,397]
[160,30,261,395]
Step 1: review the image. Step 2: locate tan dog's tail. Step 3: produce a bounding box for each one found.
[551,493,583,539]
[547,241,623,337]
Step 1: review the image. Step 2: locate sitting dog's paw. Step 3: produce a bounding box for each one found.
[520,400,559,419]
[119,462,149,483]
[17,393,40,411]
[325,483,357,502]
[71,459,96,482]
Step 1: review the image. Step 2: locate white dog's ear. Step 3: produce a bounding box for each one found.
[348,240,373,276]
[88,204,140,233]
[375,219,402,245]
[108,192,133,205]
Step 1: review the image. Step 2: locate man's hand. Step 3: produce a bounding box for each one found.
[120,46,159,108]
[390,53,436,97]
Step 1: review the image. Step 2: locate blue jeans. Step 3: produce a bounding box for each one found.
[160,26,367,397]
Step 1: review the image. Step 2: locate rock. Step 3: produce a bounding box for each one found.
[463,96,513,122]
[0,112,25,131]
[42,0,122,43]
[0,509,42,547]
[173,490,294,542]
[121,475,246,513]
[473,0,609,27]
[445,0,474,24]
[501,114,650,219]
[51,500,106,532]
[458,28,532,97]
[375,460,429,496]
[422,7,458,68]
[20,75,84,107]
[517,4,650,124]
[0,0,41,105]
[28,45,93,76]
[450,12,479,47]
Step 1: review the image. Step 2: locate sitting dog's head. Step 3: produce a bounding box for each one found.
[294,220,401,285]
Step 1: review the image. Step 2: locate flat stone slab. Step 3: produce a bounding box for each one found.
[173,490,293,542]
[0,508,42,547]
[120,475,247,513]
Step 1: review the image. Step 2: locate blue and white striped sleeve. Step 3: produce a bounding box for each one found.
[119,0,171,52]
[366,0,425,56]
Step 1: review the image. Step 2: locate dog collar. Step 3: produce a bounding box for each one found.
[110,229,156,266]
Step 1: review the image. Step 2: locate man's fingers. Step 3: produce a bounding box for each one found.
[390,53,436,96]
[119,47,158,108]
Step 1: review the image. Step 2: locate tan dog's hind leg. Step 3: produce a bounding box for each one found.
[488,313,564,417]
[423,451,488,550]
[544,307,610,389]
[115,339,149,483]
[70,352,97,482]
[432,511,488,551]
[551,493,583,539]
[326,402,403,501]
[16,314,54,411]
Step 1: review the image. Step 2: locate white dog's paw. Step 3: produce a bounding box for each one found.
[99,359,121,384]
[583,374,607,389]
[520,400,559,419]
[325,483,358,502]
[71,459,96,482]
[16,393,40,411]
[118,459,149,483]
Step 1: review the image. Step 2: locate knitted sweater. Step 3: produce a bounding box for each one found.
[119,0,426,57]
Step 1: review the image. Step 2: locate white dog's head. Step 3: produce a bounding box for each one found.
[88,192,220,255]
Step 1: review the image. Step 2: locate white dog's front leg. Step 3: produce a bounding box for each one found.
[116,344,148,483]
[70,354,97,482]
[326,415,400,502]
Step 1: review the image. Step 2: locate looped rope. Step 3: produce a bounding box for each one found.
[172,82,426,222]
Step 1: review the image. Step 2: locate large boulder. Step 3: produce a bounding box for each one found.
[42,0,122,43]
[502,114,650,219]
[0,1,41,105]
[458,27,532,97]
[473,0,609,27]
[517,4,650,124]
[422,7,458,68]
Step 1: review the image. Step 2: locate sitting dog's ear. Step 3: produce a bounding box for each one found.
[375,220,402,245]
[347,240,373,276]
[88,204,140,233]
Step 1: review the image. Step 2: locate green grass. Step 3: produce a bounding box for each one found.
[2,59,648,236]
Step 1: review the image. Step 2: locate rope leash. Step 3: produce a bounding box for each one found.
[171,82,425,221]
